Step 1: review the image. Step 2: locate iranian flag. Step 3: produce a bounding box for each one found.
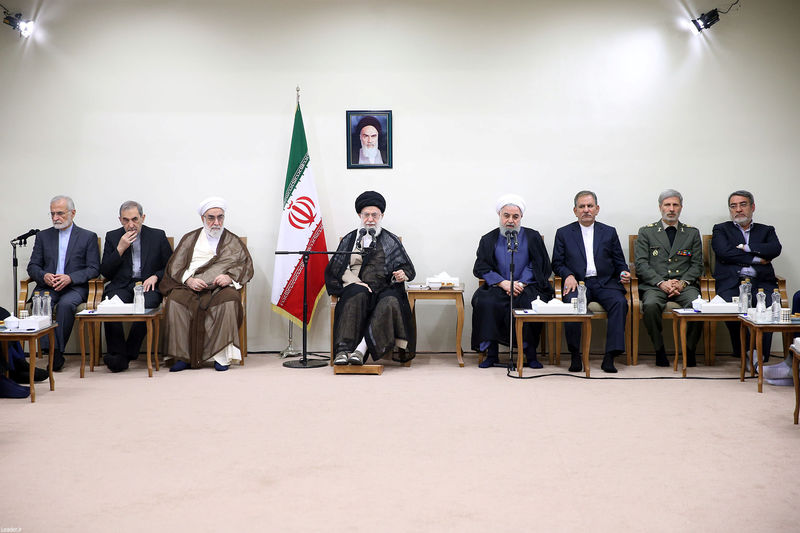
[271,104,329,325]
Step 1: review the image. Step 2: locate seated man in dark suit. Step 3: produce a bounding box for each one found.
[27,195,100,371]
[552,191,630,373]
[100,201,173,372]
[712,190,783,380]
[472,194,553,369]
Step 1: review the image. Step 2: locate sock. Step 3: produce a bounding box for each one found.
[355,338,367,354]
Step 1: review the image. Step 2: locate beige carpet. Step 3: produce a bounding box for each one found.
[3,352,798,533]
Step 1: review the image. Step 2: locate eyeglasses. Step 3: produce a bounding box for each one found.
[360,212,381,220]
[729,202,750,210]
[50,211,69,217]
[204,214,225,223]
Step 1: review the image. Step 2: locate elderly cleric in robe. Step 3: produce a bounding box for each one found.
[325,191,415,366]
[471,194,553,369]
[160,197,253,372]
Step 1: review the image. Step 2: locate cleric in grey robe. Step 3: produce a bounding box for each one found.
[325,191,416,365]
[471,194,553,369]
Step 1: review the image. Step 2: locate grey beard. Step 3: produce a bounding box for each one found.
[205,225,223,239]
[499,223,520,234]
[361,145,378,158]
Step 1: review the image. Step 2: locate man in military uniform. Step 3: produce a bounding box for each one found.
[634,189,703,367]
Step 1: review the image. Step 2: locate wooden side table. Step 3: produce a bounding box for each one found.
[739,316,800,393]
[0,323,57,402]
[76,308,163,378]
[672,310,739,377]
[407,284,465,367]
[514,310,592,378]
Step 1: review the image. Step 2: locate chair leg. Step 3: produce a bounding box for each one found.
[554,323,562,366]
[632,313,640,365]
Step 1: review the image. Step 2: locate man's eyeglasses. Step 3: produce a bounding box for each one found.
[360,212,381,220]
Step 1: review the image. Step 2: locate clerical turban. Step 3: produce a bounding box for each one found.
[197,196,227,216]
[495,194,526,214]
[356,115,382,135]
[355,190,386,214]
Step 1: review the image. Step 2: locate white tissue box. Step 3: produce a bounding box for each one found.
[532,300,577,314]
[700,303,740,313]
[4,315,51,330]
[95,303,136,314]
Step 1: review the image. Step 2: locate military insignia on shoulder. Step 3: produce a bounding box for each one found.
[677,249,692,256]
[683,224,694,229]
[646,223,656,227]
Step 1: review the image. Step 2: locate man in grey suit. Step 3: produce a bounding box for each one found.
[634,189,703,367]
[27,195,100,370]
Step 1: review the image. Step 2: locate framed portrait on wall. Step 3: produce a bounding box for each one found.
[346,110,392,169]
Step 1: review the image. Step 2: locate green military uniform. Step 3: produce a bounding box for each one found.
[634,221,703,353]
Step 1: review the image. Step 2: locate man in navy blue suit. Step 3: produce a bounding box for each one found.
[100,201,173,372]
[711,190,783,379]
[552,191,630,373]
[27,195,100,371]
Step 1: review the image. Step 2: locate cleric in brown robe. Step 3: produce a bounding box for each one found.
[159,197,253,371]
[325,191,416,366]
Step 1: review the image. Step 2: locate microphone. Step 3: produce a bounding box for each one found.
[511,230,518,250]
[504,230,513,250]
[11,228,39,244]
[366,228,377,253]
[356,228,367,251]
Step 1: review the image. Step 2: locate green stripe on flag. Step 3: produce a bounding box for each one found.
[283,105,309,207]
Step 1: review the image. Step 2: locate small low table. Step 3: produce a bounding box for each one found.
[0,323,57,402]
[513,310,592,378]
[76,308,164,378]
[672,309,741,378]
[739,315,800,393]
[407,284,465,367]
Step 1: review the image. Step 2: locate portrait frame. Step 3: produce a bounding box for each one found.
[346,110,393,169]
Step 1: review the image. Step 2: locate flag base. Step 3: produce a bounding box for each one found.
[283,357,328,369]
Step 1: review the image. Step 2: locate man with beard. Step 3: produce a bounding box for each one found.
[350,116,387,165]
[552,190,630,373]
[160,197,253,372]
[471,194,553,369]
[326,190,415,365]
[712,190,785,384]
[27,195,100,371]
[634,189,703,367]
[100,201,173,372]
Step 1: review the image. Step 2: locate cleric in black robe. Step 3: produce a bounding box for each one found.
[325,191,416,365]
[471,194,553,368]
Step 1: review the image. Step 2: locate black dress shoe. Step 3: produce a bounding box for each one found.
[601,354,618,373]
[655,350,669,367]
[104,353,129,373]
[568,353,582,372]
[52,351,65,372]
[10,366,48,383]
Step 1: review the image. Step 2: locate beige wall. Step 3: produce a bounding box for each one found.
[1,0,798,353]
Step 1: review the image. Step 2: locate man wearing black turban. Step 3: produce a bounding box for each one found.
[350,115,387,165]
[325,191,416,365]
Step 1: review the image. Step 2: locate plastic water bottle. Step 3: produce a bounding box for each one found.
[577,281,587,314]
[42,291,52,318]
[738,279,751,313]
[755,288,767,322]
[771,289,782,322]
[133,282,145,314]
[32,292,42,316]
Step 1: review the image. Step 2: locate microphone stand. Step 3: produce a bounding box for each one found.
[507,231,518,371]
[9,236,30,313]
[274,248,364,369]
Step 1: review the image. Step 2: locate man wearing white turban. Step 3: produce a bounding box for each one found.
[471,194,553,369]
[159,197,253,371]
